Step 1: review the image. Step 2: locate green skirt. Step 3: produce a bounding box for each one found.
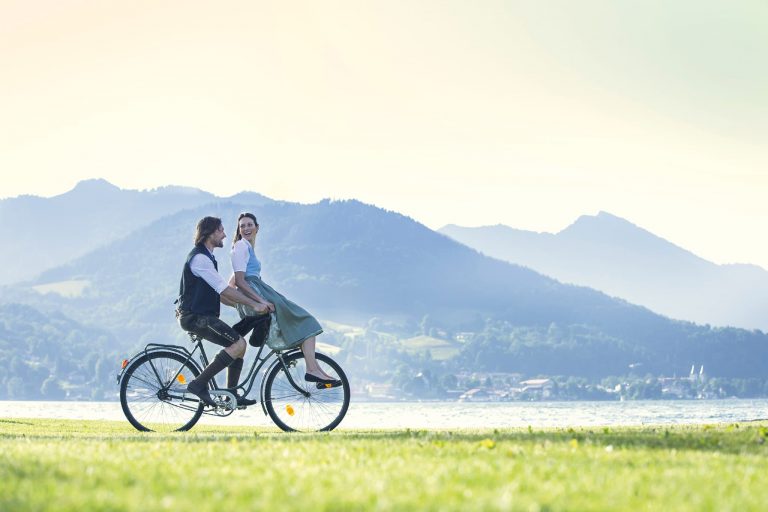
[236,275,323,351]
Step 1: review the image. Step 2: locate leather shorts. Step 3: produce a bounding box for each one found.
[178,313,240,347]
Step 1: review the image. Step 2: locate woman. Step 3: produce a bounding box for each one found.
[230,212,338,384]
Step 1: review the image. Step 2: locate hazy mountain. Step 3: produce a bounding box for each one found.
[0,179,274,285]
[7,200,768,380]
[440,212,768,331]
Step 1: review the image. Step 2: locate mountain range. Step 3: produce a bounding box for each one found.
[1,180,768,399]
[0,178,273,285]
[439,213,768,331]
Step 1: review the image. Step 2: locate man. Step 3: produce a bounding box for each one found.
[176,216,270,407]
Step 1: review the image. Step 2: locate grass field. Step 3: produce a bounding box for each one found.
[399,335,460,361]
[2,419,768,511]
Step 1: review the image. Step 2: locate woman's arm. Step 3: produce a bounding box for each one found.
[233,271,275,312]
[233,271,262,301]
[230,240,274,312]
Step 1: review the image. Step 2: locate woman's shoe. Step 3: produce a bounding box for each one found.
[304,373,342,388]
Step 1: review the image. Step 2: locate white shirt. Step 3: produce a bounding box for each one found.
[189,250,228,294]
[230,238,251,273]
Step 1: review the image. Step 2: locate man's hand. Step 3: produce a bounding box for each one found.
[262,302,276,313]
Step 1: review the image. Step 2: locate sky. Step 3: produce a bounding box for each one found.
[1,0,767,268]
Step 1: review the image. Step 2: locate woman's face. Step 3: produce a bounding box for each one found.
[238,217,258,242]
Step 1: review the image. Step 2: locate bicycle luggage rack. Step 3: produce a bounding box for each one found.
[116,341,201,385]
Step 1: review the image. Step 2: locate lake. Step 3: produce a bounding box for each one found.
[2,399,768,429]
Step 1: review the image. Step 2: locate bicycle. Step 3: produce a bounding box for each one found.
[117,332,350,433]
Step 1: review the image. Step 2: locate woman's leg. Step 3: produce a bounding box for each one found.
[301,336,334,380]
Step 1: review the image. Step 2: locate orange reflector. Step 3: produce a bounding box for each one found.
[286,405,295,416]
[324,383,333,389]
[177,374,186,384]
[121,359,129,369]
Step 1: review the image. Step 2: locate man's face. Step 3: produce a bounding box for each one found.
[209,224,226,248]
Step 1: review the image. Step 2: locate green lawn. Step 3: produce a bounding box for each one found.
[2,419,768,511]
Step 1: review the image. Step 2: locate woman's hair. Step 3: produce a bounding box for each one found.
[232,212,258,247]
[194,216,222,246]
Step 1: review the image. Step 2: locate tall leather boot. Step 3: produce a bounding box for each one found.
[227,357,257,407]
[186,350,234,407]
[227,357,244,389]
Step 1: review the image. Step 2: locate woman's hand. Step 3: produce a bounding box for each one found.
[262,301,275,313]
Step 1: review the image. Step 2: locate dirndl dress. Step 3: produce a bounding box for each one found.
[236,275,323,351]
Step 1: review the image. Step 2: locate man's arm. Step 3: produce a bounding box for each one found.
[190,254,267,314]
[220,293,237,307]
[220,286,269,314]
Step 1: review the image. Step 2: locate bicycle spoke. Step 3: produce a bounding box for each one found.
[120,352,202,432]
[264,352,349,432]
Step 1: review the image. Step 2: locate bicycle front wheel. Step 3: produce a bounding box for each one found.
[120,351,204,432]
[264,352,350,432]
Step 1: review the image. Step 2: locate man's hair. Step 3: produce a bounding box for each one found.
[194,216,222,246]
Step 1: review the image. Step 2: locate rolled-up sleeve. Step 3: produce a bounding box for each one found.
[189,254,228,294]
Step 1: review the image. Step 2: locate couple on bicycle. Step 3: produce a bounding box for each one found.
[176,214,339,408]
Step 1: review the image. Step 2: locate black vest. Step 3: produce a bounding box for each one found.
[177,244,221,317]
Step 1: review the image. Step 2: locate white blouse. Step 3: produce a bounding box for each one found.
[230,238,252,273]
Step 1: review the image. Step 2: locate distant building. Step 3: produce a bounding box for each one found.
[458,388,490,402]
[688,364,706,383]
[519,379,553,399]
[364,383,396,400]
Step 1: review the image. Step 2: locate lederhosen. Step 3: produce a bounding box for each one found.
[176,244,239,347]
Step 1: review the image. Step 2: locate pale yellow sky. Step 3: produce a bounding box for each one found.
[1,1,767,268]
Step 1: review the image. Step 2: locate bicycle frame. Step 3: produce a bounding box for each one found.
[117,336,310,417]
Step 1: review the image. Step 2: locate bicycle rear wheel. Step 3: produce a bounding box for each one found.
[264,352,350,432]
[120,351,204,432]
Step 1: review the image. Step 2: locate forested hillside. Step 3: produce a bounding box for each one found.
[0,303,119,400]
[6,198,768,388]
